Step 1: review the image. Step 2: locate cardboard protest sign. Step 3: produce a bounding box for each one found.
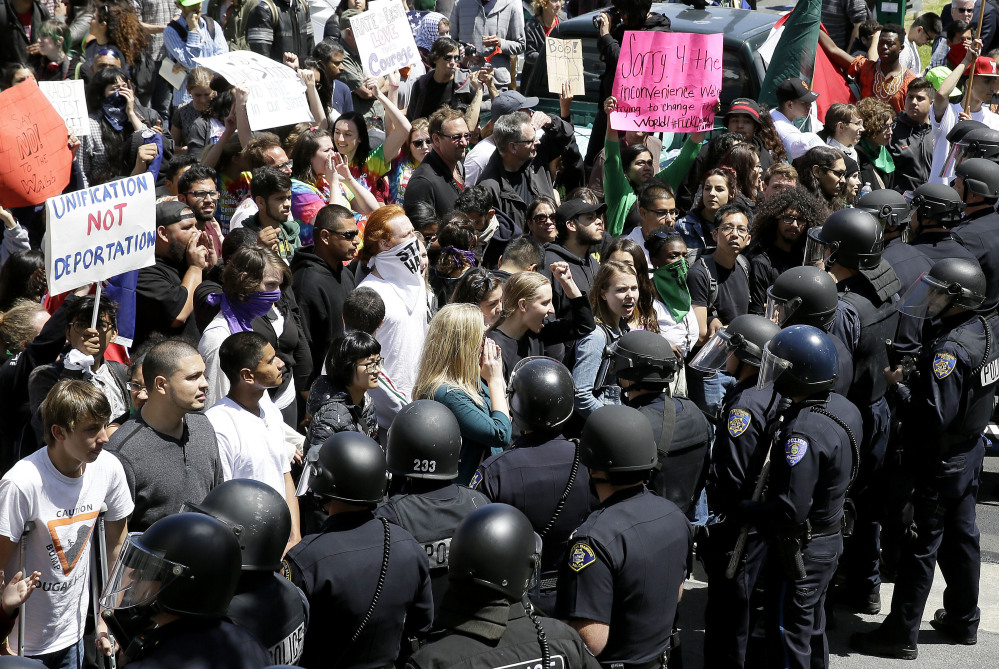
[350,1,420,79]
[0,81,72,208]
[545,37,584,96]
[39,80,90,137]
[610,32,723,133]
[44,173,156,296]
[194,51,313,131]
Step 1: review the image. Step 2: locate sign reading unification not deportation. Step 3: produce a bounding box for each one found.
[44,173,156,295]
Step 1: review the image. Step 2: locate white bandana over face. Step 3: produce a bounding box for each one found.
[369,236,426,312]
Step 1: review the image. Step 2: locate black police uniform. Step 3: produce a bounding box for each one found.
[908,229,978,266]
[829,272,899,603]
[123,619,272,669]
[284,510,435,669]
[703,379,780,669]
[556,486,691,668]
[406,601,601,669]
[227,572,310,665]
[627,392,712,516]
[878,311,999,646]
[376,483,490,610]
[953,208,999,311]
[472,431,596,613]
[747,392,863,669]
[882,237,933,357]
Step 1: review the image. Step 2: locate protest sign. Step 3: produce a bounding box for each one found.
[610,32,723,133]
[44,173,156,296]
[350,1,420,79]
[545,37,584,96]
[39,80,90,137]
[0,81,72,208]
[194,51,313,131]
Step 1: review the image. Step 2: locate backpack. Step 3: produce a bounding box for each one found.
[167,16,219,43]
[698,254,750,323]
[227,0,280,51]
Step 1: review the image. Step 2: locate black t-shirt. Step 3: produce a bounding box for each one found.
[135,256,199,347]
[688,254,750,325]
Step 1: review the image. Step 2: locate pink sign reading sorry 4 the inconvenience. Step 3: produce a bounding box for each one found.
[611,31,723,133]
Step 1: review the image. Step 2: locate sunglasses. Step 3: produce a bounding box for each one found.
[330,229,360,240]
[411,139,431,148]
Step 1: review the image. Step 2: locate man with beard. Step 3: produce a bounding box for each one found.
[177,164,225,252]
[241,166,301,264]
[745,187,828,314]
[543,199,606,318]
[135,201,216,346]
[291,204,360,382]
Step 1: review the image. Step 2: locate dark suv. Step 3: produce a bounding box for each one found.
[521,3,779,132]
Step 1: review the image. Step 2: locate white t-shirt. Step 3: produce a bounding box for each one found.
[770,109,824,160]
[0,449,133,655]
[899,36,921,75]
[654,301,699,358]
[227,197,259,231]
[929,102,999,183]
[206,395,290,495]
[625,227,652,268]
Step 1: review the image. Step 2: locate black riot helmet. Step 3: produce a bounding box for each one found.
[757,324,838,397]
[955,157,999,201]
[182,479,291,571]
[899,256,987,319]
[580,405,658,475]
[941,120,988,179]
[958,126,999,161]
[306,431,387,505]
[100,514,242,650]
[857,189,910,229]
[448,503,541,602]
[609,329,678,388]
[508,357,574,432]
[690,314,780,373]
[804,209,884,270]
[766,266,840,329]
[386,400,462,480]
[909,182,965,228]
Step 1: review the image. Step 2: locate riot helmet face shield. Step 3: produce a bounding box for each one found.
[764,292,803,326]
[756,345,794,391]
[803,229,837,270]
[100,533,190,612]
[898,272,965,319]
[689,327,739,375]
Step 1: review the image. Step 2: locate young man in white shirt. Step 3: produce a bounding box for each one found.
[769,78,825,160]
[206,331,301,549]
[0,380,133,664]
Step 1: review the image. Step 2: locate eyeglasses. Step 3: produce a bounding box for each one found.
[513,136,538,145]
[330,229,360,240]
[126,381,146,393]
[718,225,750,236]
[411,139,431,148]
[824,167,847,179]
[956,6,974,13]
[779,214,803,225]
[531,213,555,224]
[274,160,293,171]
[440,132,472,142]
[647,208,679,220]
[72,319,114,332]
[184,189,219,199]
[358,356,384,373]
[441,54,462,62]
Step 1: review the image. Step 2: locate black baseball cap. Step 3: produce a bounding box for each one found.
[725,98,762,123]
[156,201,195,227]
[555,199,607,226]
[776,78,819,105]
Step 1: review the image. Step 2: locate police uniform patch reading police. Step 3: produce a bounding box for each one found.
[568,542,596,572]
[933,352,957,380]
[469,470,483,489]
[728,408,751,438]
[785,437,808,467]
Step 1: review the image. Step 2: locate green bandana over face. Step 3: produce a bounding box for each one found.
[652,258,691,322]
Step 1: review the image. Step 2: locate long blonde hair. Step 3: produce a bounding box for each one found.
[412,303,486,407]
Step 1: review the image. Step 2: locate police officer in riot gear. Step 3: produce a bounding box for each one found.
[99,513,272,667]
[609,330,711,515]
[183,479,309,665]
[406,504,601,669]
[286,432,434,669]
[377,400,490,610]
[556,405,691,669]
[472,358,595,614]
[738,325,863,669]
[952,158,999,312]
[852,257,999,660]
[764,265,854,396]
[691,314,781,669]
[804,208,901,613]
[907,183,977,265]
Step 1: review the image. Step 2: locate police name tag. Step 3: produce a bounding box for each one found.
[494,654,566,669]
[981,357,999,386]
[424,538,451,568]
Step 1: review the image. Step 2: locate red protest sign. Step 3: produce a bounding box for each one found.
[0,80,72,208]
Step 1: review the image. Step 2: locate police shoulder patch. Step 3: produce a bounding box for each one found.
[933,352,957,380]
[469,470,483,489]
[727,408,751,438]
[568,542,597,572]
[785,437,808,467]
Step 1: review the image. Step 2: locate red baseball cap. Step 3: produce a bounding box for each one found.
[973,56,999,77]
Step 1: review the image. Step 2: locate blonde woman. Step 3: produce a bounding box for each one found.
[486,263,595,379]
[413,303,512,484]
